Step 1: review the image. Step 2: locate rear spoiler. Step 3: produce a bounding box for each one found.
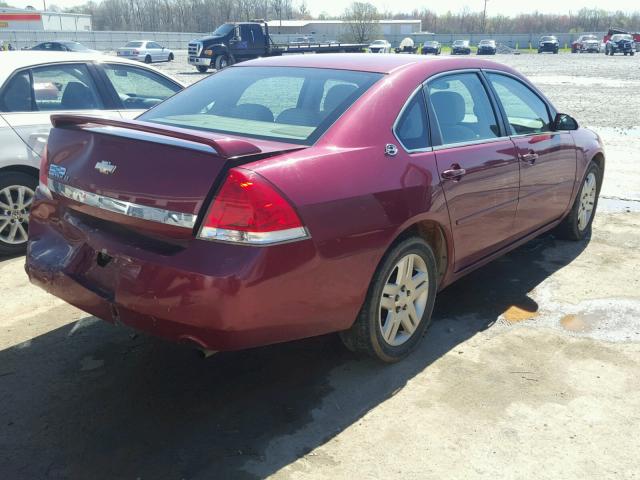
[50,114,263,159]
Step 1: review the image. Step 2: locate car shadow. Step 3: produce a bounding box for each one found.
[0,232,588,479]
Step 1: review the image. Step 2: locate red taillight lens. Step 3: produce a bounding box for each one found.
[198,168,308,245]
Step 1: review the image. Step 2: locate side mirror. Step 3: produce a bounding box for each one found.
[554,113,578,131]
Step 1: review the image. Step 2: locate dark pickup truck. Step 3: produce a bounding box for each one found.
[188,20,368,72]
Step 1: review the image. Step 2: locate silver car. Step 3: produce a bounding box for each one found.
[0,51,183,254]
[116,41,174,63]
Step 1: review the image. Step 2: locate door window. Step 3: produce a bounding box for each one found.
[147,42,162,49]
[394,91,429,151]
[103,64,181,109]
[486,73,551,135]
[0,71,33,112]
[426,73,499,145]
[31,64,103,111]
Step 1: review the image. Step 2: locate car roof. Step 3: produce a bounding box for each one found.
[0,51,183,85]
[236,53,513,75]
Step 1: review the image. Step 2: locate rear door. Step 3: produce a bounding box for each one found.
[147,42,163,61]
[0,62,121,159]
[425,71,520,272]
[484,72,576,235]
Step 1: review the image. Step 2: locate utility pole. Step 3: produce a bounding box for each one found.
[482,0,488,33]
[43,0,47,11]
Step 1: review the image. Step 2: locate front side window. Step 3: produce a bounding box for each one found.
[427,72,499,145]
[139,66,382,145]
[103,64,181,109]
[394,91,429,151]
[486,73,551,135]
[31,64,103,111]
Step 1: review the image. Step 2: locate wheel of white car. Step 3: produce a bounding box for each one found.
[0,171,37,256]
[340,237,438,362]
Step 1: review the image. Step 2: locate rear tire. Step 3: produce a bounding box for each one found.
[555,161,602,241]
[144,55,152,64]
[339,237,438,363]
[0,171,37,256]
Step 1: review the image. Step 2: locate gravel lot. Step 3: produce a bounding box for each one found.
[1,52,639,479]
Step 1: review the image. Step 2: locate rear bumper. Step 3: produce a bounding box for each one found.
[25,193,348,351]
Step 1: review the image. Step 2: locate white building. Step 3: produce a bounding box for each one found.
[0,8,92,31]
[267,19,421,39]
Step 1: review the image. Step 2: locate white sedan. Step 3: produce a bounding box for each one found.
[116,41,175,63]
[0,51,184,254]
[368,39,392,53]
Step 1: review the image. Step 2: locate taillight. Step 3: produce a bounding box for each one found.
[198,168,308,245]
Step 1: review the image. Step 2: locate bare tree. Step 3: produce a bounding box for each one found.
[342,2,381,43]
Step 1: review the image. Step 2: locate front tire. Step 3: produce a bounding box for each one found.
[0,171,37,256]
[214,55,229,70]
[168,52,174,61]
[555,161,602,241]
[196,65,208,73]
[339,237,438,363]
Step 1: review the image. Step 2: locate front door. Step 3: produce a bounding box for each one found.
[485,72,576,234]
[425,72,520,272]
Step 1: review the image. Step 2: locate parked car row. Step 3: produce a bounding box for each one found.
[0,52,184,254]
[28,40,175,63]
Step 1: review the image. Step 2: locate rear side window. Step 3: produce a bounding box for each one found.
[31,64,103,111]
[139,66,382,145]
[0,71,33,112]
[103,64,181,109]
[486,73,551,135]
[426,72,499,145]
[394,91,429,151]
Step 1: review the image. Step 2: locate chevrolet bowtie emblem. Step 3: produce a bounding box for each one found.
[95,161,117,175]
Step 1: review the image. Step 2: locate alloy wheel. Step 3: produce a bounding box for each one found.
[379,253,430,346]
[0,184,34,245]
[577,172,597,231]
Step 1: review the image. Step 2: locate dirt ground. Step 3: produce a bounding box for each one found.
[1,52,639,479]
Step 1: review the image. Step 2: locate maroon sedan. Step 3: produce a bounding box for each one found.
[26,55,604,362]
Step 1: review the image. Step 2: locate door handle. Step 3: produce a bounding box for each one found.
[441,167,466,180]
[520,152,539,164]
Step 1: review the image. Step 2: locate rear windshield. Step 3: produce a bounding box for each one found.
[541,36,555,41]
[140,66,383,145]
[612,34,632,41]
[125,42,143,47]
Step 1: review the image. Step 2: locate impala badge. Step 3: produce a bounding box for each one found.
[95,161,117,175]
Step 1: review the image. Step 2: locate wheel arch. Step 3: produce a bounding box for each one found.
[591,151,605,174]
[387,219,450,288]
[0,164,39,179]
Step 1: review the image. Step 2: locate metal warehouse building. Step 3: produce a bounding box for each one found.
[0,8,92,31]
[267,19,421,38]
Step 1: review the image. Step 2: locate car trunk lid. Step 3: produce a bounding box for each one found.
[44,114,304,239]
